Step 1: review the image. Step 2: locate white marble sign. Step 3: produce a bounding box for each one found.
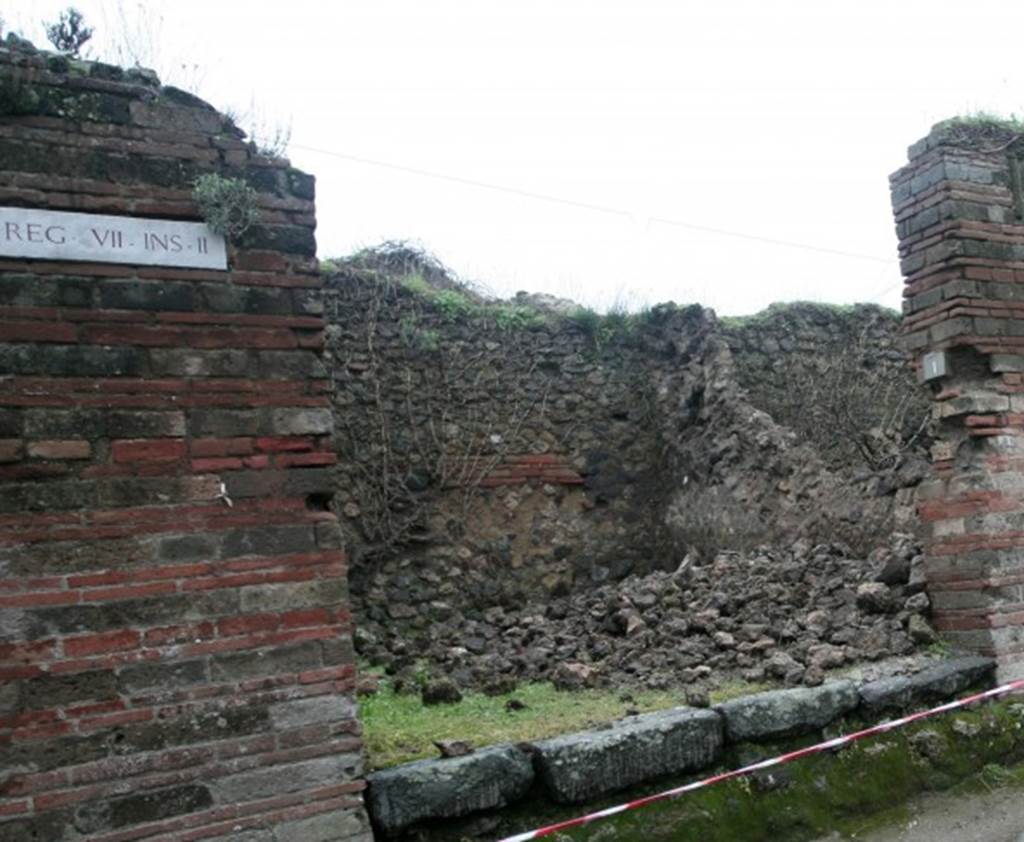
[0,207,227,270]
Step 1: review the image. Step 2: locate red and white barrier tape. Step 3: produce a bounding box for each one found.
[498,678,1024,842]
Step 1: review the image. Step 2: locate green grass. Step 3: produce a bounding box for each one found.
[361,680,681,770]
[978,761,1024,790]
[359,675,775,770]
[708,679,772,704]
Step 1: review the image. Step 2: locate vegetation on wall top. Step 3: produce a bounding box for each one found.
[718,300,900,330]
[321,241,700,347]
[324,242,551,334]
[44,6,92,57]
[931,112,1024,150]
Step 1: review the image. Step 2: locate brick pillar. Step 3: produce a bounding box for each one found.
[0,46,370,839]
[892,120,1024,682]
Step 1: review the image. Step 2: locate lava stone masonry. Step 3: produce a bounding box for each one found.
[892,120,1024,682]
[325,275,679,646]
[328,270,921,692]
[0,45,370,840]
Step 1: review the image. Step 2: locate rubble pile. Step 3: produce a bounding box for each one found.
[357,533,934,694]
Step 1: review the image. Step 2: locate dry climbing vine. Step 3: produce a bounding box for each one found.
[326,257,551,561]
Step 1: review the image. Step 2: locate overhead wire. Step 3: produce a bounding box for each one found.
[290,141,902,302]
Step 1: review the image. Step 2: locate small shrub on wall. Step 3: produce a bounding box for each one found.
[192,173,258,239]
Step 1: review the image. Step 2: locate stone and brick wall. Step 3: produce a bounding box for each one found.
[720,302,918,471]
[326,273,919,687]
[325,275,675,656]
[892,119,1024,682]
[0,45,369,840]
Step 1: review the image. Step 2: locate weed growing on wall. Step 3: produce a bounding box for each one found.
[565,303,670,350]
[192,173,258,239]
[490,305,544,332]
[223,96,292,159]
[567,306,603,338]
[399,316,441,353]
[432,288,474,321]
[323,242,654,345]
[948,111,1024,132]
[44,6,92,57]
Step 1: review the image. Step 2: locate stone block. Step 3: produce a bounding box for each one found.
[258,349,327,379]
[214,755,361,803]
[286,168,316,200]
[0,408,21,437]
[930,316,974,344]
[366,744,533,836]
[158,533,221,562]
[103,784,212,831]
[117,658,208,693]
[239,224,317,257]
[945,161,996,185]
[268,407,333,435]
[284,466,334,496]
[223,469,284,499]
[28,591,238,636]
[532,707,723,804]
[19,670,117,711]
[209,641,322,682]
[202,284,294,315]
[220,524,315,559]
[190,409,262,437]
[937,393,1010,418]
[714,681,859,742]
[98,279,196,311]
[991,354,1024,373]
[150,348,250,377]
[272,807,371,842]
[238,579,346,614]
[0,344,146,377]
[858,656,996,713]
[24,409,185,439]
[269,695,357,730]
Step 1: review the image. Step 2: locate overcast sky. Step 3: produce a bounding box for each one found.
[8,1,1024,314]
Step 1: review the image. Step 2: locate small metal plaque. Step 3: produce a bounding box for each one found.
[921,350,948,382]
[0,207,227,270]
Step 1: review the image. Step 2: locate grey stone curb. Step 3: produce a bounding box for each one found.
[533,707,723,804]
[366,744,533,837]
[859,656,995,713]
[713,681,860,743]
[364,656,996,836]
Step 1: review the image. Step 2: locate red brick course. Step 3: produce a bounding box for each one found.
[0,46,368,841]
[892,122,1024,682]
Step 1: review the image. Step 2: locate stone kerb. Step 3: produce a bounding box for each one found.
[0,44,369,841]
[364,657,996,838]
[892,120,1024,682]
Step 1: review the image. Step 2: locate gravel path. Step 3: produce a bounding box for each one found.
[813,784,1024,842]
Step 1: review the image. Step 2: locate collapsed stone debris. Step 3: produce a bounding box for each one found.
[327,260,932,696]
[358,534,933,694]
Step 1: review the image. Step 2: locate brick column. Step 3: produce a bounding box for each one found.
[892,120,1024,682]
[0,46,369,839]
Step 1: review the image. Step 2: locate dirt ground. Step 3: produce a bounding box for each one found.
[813,784,1024,842]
